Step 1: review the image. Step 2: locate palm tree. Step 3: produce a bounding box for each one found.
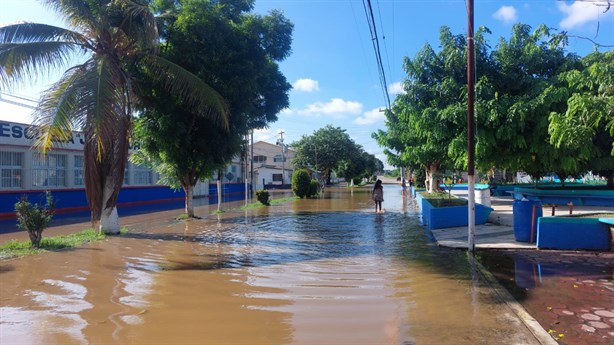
[0,0,228,234]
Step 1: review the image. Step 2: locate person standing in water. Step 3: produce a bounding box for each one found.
[372,179,384,213]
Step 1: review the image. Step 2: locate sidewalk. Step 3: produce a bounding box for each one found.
[431,196,614,250]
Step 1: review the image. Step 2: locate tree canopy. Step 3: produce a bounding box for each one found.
[375,23,612,188]
[133,0,293,216]
[292,125,382,184]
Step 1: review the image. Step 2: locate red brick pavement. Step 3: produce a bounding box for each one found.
[483,249,614,345]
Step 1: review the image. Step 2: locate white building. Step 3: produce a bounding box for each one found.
[250,141,295,190]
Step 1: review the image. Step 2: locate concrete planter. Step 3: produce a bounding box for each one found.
[536,216,611,251]
[416,193,493,230]
[513,187,614,207]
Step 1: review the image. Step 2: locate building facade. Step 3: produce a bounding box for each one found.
[250,140,295,190]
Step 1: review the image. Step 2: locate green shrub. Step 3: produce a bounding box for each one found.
[307,179,319,197]
[256,189,270,205]
[292,169,312,198]
[14,192,55,248]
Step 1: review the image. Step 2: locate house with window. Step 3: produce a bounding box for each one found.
[250,141,295,190]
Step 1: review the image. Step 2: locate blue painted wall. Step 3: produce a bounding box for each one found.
[537,217,611,251]
[0,186,185,219]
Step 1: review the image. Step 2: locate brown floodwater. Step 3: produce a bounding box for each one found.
[1,185,540,344]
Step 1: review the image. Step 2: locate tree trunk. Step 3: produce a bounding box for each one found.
[100,176,120,234]
[185,184,194,218]
[28,229,42,247]
[217,172,223,212]
[425,164,438,193]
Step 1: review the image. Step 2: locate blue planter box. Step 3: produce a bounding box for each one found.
[537,217,611,251]
[416,193,493,230]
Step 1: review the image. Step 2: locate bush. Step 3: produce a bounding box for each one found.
[256,189,270,205]
[14,192,55,247]
[307,179,319,197]
[292,169,312,198]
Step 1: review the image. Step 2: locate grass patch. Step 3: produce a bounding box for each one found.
[177,213,190,220]
[240,196,299,210]
[0,228,106,260]
[420,192,468,207]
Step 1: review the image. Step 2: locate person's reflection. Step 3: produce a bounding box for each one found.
[374,214,385,246]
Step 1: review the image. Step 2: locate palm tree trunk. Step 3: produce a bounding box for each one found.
[100,176,120,234]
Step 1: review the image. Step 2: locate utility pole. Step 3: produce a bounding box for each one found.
[279,131,285,185]
[244,134,248,207]
[467,0,476,252]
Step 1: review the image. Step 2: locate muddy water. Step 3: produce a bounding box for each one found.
[1,186,539,344]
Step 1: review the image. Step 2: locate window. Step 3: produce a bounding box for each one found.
[133,163,152,185]
[32,153,66,187]
[272,173,283,182]
[0,151,23,188]
[273,154,286,163]
[74,155,84,186]
[254,155,267,163]
[231,165,237,173]
[124,164,130,185]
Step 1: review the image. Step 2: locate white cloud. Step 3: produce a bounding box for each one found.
[292,78,320,92]
[253,127,282,142]
[280,107,294,116]
[493,6,518,24]
[299,98,362,116]
[558,1,610,29]
[388,82,405,95]
[353,107,385,125]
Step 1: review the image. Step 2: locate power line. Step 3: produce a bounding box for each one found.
[362,0,392,111]
[0,91,37,109]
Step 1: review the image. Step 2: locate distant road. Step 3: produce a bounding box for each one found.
[378,176,401,184]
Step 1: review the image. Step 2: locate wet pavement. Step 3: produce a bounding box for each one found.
[479,249,614,345]
[0,185,541,345]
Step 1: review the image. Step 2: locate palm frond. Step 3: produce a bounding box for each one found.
[39,0,99,31]
[140,55,230,130]
[31,63,84,153]
[0,41,83,88]
[122,0,160,51]
[0,23,87,45]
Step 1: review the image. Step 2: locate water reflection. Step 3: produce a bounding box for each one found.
[482,252,614,290]
[480,250,614,345]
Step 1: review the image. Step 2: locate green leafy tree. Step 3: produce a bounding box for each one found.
[15,192,54,247]
[336,143,366,186]
[0,0,227,233]
[375,26,483,191]
[291,125,359,184]
[477,24,581,180]
[549,51,614,186]
[134,0,293,216]
[292,168,311,198]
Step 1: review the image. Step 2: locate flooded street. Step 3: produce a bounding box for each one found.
[1,185,540,344]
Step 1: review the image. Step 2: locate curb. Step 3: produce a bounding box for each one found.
[472,254,558,345]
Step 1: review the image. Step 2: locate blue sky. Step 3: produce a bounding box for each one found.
[1,0,613,168]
